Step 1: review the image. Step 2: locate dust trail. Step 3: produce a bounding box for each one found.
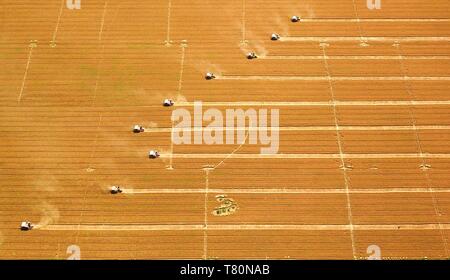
[132,89,180,105]
[101,185,115,194]
[39,223,450,231]
[252,42,269,58]
[238,37,269,58]
[299,4,316,19]
[32,172,61,192]
[143,121,159,130]
[274,13,289,37]
[34,202,60,229]
[191,60,224,78]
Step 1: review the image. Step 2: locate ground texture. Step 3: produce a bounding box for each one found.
[1,0,450,259]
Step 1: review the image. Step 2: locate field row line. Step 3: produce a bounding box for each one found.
[38,223,450,231]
